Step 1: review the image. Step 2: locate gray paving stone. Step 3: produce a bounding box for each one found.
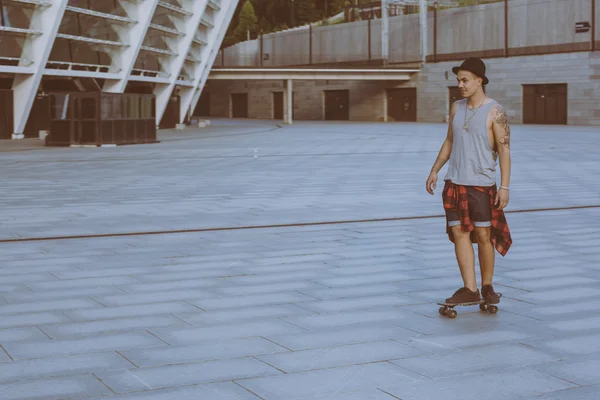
[212,281,328,296]
[0,273,58,284]
[2,286,126,303]
[296,294,415,313]
[532,357,600,386]
[151,320,306,345]
[190,292,317,310]
[2,122,600,398]
[117,279,220,293]
[121,337,288,368]
[548,315,600,332]
[254,254,337,265]
[98,357,281,393]
[0,312,72,330]
[3,332,165,360]
[0,348,11,362]
[379,368,576,400]
[502,266,591,280]
[294,389,399,400]
[25,276,142,291]
[405,330,532,350]
[391,343,558,379]
[299,283,414,300]
[40,315,190,339]
[178,304,315,325]
[548,385,600,400]
[221,270,332,285]
[85,382,262,400]
[132,268,246,283]
[92,288,214,307]
[513,287,600,304]
[236,362,417,399]
[540,334,600,356]
[511,276,599,290]
[519,299,600,318]
[266,324,417,351]
[52,267,153,279]
[64,301,200,322]
[282,308,414,330]
[0,298,100,316]
[0,375,112,400]
[257,340,427,373]
[0,352,134,383]
[0,284,31,294]
[0,327,49,343]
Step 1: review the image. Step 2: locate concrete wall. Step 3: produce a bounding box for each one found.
[207,52,600,126]
[215,0,600,67]
[418,52,600,125]
[205,78,418,122]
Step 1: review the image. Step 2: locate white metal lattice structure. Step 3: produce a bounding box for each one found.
[183,0,237,123]
[5,0,239,138]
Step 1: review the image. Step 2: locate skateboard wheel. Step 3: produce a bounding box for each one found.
[447,310,457,318]
[487,305,498,314]
[479,303,488,311]
[439,307,447,316]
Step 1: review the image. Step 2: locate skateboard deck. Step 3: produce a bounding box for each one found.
[437,294,502,318]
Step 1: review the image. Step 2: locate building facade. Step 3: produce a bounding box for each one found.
[0,0,238,140]
[200,0,600,126]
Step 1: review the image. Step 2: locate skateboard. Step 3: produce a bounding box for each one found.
[437,294,502,318]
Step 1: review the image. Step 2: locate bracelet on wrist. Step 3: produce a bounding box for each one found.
[499,186,509,191]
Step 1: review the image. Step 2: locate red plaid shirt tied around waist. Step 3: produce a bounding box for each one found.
[442,181,512,257]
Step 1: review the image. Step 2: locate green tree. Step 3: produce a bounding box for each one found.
[233,0,259,41]
[222,0,361,47]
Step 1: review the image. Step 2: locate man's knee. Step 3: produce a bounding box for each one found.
[474,227,491,244]
[451,225,472,240]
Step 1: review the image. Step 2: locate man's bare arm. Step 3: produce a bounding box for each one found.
[430,102,458,174]
[492,104,511,188]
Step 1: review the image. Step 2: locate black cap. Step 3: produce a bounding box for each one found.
[452,57,489,85]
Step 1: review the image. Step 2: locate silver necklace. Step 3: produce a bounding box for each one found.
[463,97,486,132]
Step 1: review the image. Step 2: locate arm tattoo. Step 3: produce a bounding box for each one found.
[494,105,510,150]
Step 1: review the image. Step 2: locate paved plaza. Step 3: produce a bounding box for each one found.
[1,119,599,399]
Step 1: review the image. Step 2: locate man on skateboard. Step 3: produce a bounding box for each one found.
[426,57,512,307]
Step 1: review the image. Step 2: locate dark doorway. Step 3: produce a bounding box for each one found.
[448,86,463,114]
[273,91,295,120]
[387,88,417,122]
[0,90,14,139]
[24,93,51,138]
[159,95,179,129]
[324,90,349,121]
[231,93,248,118]
[273,92,283,120]
[523,84,567,125]
[193,91,210,117]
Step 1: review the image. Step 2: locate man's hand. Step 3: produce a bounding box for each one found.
[426,172,438,195]
[495,188,509,210]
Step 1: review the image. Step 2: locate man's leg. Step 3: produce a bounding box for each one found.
[451,224,477,292]
[474,226,494,286]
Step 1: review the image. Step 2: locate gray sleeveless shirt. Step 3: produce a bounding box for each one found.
[444,98,498,187]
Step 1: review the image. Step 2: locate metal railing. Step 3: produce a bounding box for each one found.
[157,1,192,16]
[6,0,50,6]
[149,23,185,36]
[0,26,43,35]
[64,6,136,24]
[0,56,33,66]
[45,60,121,73]
[56,33,128,47]
[140,45,178,56]
[130,68,170,78]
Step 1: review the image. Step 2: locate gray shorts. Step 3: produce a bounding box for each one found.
[445,186,492,228]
